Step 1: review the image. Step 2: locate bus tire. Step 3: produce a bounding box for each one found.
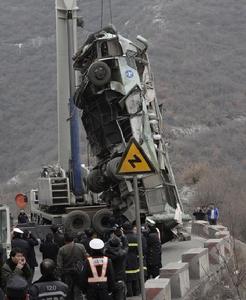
[64,210,91,233]
[106,157,124,182]
[92,209,113,234]
[87,61,111,86]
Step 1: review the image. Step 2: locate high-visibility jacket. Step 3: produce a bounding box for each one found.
[80,255,115,296]
[88,256,108,283]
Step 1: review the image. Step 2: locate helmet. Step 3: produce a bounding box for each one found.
[146,217,156,227]
[13,228,24,234]
[89,238,104,250]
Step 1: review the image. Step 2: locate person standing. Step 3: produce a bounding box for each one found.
[207,204,219,225]
[1,248,31,291]
[11,229,31,264]
[112,225,128,252]
[123,223,140,297]
[193,207,206,221]
[83,229,97,254]
[104,236,127,300]
[39,233,59,262]
[23,230,38,282]
[50,225,65,248]
[57,231,87,300]
[29,259,68,300]
[17,210,29,224]
[145,223,162,279]
[80,238,115,300]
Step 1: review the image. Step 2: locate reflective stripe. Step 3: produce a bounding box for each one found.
[88,256,108,283]
[38,291,67,298]
[125,269,140,274]
[128,243,138,247]
[156,228,161,241]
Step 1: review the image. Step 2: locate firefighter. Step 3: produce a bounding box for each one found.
[80,238,115,300]
[29,259,68,300]
[123,223,140,297]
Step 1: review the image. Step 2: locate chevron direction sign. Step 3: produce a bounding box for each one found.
[117,137,156,175]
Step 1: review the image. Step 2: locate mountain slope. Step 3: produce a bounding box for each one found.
[0,0,246,185]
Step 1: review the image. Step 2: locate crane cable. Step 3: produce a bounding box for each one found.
[100,0,104,28]
[100,0,113,28]
[109,0,113,24]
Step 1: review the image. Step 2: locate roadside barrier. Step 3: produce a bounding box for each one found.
[145,220,234,299]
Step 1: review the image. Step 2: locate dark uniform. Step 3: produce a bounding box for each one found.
[50,225,65,248]
[23,230,38,282]
[29,258,68,300]
[104,237,127,300]
[39,233,59,261]
[80,239,115,300]
[17,212,29,224]
[30,275,68,300]
[5,275,28,300]
[124,228,140,297]
[146,228,162,278]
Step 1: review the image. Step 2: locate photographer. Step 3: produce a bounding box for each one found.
[1,248,31,290]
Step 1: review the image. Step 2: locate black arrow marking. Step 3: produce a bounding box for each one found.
[128,154,142,168]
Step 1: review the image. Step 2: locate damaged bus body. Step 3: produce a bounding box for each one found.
[26,1,187,243]
[72,26,184,240]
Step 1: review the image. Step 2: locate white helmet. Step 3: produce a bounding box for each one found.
[89,238,104,250]
[146,217,156,226]
[13,227,24,234]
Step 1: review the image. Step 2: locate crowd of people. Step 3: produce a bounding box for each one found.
[193,203,219,225]
[0,218,162,300]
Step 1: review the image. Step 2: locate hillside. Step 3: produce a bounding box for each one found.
[0,0,246,190]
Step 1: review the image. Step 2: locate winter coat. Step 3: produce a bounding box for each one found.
[11,238,31,259]
[39,241,59,262]
[80,255,115,299]
[193,210,206,221]
[53,231,65,248]
[24,236,38,268]
[1,258,31,290]
[125,232,139,280]
[207,208,219,221]
[29,275,68,300]
[18,213,29,224]
[104,244,127,281]
[146,232,162,267]
[57,242,87,276]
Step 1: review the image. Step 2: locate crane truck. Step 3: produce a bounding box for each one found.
[19,0,188,243]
